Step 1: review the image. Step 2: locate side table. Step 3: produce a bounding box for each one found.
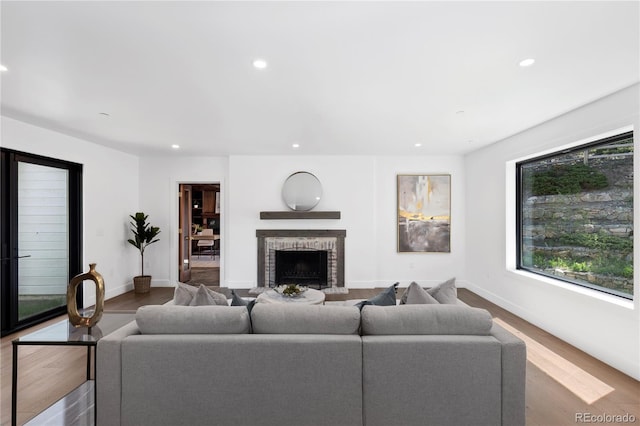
[12,311,135,426]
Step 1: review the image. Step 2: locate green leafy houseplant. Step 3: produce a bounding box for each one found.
[127,213,161,292]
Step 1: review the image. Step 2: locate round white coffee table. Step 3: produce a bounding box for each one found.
[256,288,326,305]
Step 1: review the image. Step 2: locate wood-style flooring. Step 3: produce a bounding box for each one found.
[1,287,638,425]
[1,289,174,426]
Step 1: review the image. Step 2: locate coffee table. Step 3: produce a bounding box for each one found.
[256,287,326,305]
[11,311,136,426]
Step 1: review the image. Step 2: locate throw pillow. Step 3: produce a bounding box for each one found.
[427,277,457,304]
[402,282,439,305]
[399,277,457,305]
[231,289,256,314]
[189,285,229,306]
[355,282,398,310]
[173,282,198,306]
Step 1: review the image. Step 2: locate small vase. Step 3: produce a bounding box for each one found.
[67,263,105,328]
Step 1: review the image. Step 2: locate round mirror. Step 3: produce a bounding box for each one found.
[282,171,322,211]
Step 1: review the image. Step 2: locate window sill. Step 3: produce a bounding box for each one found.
[508,269,635,310]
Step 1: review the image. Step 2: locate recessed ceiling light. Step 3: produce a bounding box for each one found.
[414,143,422,147]
[253,59,268,69]
[171,144,180,149]
[519,58,535,67]
[292,143,300,149]
[0,65,7,72]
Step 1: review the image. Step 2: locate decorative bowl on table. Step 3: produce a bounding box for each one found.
[273,284,308,298]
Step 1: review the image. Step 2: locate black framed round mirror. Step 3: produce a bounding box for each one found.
[282,171,322,211]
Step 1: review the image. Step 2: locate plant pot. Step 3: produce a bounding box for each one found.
[133,275,152,294]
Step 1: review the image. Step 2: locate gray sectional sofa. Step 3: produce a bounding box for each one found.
[97,303,525,426]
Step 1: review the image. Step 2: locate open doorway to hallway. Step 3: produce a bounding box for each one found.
[178,183,220,286]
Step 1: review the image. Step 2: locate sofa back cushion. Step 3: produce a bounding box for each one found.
[251,304,361,334]
[361,305,493,335]
[136,305,250,334]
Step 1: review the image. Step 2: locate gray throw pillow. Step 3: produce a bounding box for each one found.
[173,282,198,306]
[399,278,457,304]
[355,282,398,310]
[403,282,439,304]
[189,285,228,306]
[427,277,457,304]
[231,289,256,314]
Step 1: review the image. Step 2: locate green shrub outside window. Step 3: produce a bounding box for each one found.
[517,132,634,299]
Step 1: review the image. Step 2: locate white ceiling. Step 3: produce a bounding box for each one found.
[1,1,638,157]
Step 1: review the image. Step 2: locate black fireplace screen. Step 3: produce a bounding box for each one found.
[273,250,328,288]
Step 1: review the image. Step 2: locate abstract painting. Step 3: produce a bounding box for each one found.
[397,174,451,252]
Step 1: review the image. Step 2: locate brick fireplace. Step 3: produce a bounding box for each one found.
[256,230,346,289]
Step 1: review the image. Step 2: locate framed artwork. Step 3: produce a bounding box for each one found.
[397,174,451,252]
[215,192,220,214]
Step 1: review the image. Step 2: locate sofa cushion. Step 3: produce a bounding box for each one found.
[136,305,251,334]
[251,304,361,335]
[402,282,440,304]
[361,305,493,335]
[399,277,457,304]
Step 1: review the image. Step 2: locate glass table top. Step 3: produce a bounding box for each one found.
[13,311,136,344]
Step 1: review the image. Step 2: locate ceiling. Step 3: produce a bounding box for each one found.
[1,1,638,157]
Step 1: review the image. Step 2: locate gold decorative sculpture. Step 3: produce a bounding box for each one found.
[67,263,105,328]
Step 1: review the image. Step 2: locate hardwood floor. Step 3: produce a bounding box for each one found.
[458,289,639,426]
[1,288,174,426]
[1,287,638,425]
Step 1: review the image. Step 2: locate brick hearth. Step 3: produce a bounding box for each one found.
[256,229,346,288]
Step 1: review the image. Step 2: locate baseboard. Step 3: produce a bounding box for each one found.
[463,280,535,321]
[348,279,468,289]
[226,279,469,290]
[148,278,172,287]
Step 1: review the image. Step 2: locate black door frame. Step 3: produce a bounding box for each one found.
[1,148,83,336]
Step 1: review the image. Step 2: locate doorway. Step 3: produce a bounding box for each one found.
[1,149,83,336]
[178,183,220,286]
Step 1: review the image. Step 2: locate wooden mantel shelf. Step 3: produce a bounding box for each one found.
[259,211,341,220]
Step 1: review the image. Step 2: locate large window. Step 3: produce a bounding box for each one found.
[517,131,634,299]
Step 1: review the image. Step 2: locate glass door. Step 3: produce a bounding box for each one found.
[1,149,82,336]
[17,162,68,320]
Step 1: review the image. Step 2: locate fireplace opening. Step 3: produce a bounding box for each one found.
[274,250,328,289]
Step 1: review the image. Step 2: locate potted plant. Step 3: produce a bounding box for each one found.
[128,212,161,294]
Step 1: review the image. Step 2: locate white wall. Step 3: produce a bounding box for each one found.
[138,156,228,286]
[1,116,140,304]
[138,154,465,289]
[464,84,640,380]
[226,155,465,288]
